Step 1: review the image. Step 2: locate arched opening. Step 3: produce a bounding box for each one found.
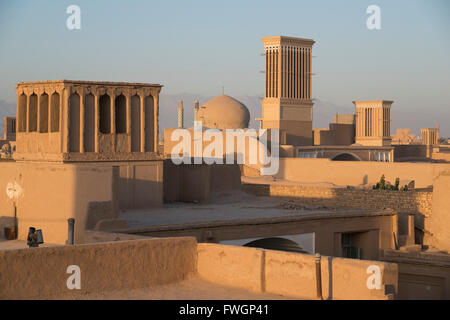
[115,94,126,134]
[99,94,111,134]
[28,94,38,132]
[144,95,154,152]
[69,93,80,152]
[84,93,95,152]
[39,93,48,132]
[131,94,141,152]
[331,153,361,161]
[18,94,27,132]
[243,237,307,254]
[50,92,60,132]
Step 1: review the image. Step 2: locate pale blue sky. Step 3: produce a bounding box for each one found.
[0,0,449,134]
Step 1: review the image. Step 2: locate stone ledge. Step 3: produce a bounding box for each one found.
[382,249,450,267]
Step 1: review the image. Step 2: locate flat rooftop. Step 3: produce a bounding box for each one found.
[0,239,58,251]
[117,190,395,234]
[16,79,163,87]
[50,276,299,300]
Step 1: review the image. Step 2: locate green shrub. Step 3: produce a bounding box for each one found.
[373,175,407,191]
[394,178,400,191]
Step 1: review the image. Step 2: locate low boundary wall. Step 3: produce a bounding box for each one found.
[198,243,397,300]
[1,238,398,300]
[275,158,450,189]
[0,237,197,299]
[243,183,433,216]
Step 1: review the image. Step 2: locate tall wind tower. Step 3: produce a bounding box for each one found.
[260,36,315,146]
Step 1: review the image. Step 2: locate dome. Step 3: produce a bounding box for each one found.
[197,94,250,130]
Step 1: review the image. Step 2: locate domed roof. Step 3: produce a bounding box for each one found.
[197,94,250,130]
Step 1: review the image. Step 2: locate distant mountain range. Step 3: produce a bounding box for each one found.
[159,94,448,137]
[0,95,447,138]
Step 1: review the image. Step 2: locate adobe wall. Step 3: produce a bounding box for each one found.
[0,237,197,299]
[240,164,261,177]
[197,243,398,300]
[114,160,164,209]
[163,127,270,170]
[163,161,211,202]
[197,243,264,292]
[426,170,450,251]
[382,249,450,300]
[242,183,433,217]
[0,162,115,244]
[0,162,18,237]
[313,124,355,146]
[16,132,61,155]
[0,238,397,300]
[275,158,450,188]
[330,123,355,145]
[394,144,429,162]
[432,151,450,162]
[163,161,241,203]
[210,164,242,192]
[313,128,335,146]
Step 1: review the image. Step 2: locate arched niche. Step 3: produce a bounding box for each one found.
[69,93,80,152]
[115,94,126,134]
[99,94,111,134]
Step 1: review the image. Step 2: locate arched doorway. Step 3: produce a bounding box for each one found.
[331,153,361,161]
[243,237,307,254]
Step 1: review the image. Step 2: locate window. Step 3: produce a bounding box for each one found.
[341,233,361,259]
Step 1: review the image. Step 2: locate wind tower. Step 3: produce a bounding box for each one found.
[354,100,393,147]
[260,36,315,145]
